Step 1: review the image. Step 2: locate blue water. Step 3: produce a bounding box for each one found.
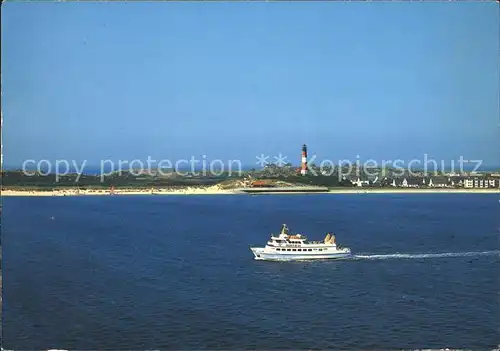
[3,194,499,349]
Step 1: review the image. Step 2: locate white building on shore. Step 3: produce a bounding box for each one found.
[464,178,500,188]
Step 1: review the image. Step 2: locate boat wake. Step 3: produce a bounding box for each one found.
[352,250,500,260]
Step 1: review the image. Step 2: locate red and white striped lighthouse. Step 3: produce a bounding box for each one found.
[300,144,308,175]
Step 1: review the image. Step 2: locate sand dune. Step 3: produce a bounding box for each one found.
[1,186,498,196]
[1,185,232,197]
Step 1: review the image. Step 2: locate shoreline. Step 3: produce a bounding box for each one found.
[328,188,500,194]
[1,187,499,197]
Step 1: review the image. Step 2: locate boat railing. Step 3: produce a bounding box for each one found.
[269,239,335,247]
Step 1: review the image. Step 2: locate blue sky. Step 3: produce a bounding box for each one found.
[2,2,498,167]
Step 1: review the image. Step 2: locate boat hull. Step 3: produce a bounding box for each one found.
[250,247,352,261]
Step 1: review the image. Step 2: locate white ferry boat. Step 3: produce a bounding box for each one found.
[250,224,352,261]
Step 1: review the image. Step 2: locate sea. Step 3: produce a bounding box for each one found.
[2,194,499,350]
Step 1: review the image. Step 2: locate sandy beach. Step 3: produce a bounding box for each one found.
[0,185,233,197]
[1,186,499,196]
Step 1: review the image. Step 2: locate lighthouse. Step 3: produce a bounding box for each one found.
[300,144,308,175]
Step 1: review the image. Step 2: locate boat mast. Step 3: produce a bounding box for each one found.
[281,224,289,235]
